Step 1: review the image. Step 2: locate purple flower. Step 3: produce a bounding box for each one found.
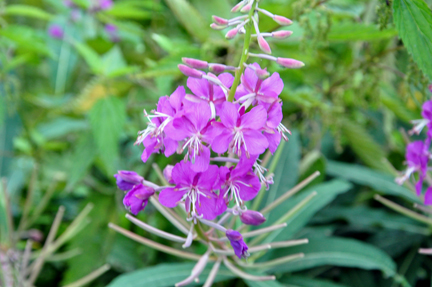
[396,141,429,195]
[105,24,120,42]
[185,73,234,118]
[425,187,432,205]
[123,184,155,215]
[219,154,261,207]
[48,25,64,39]
[99,0,113,10]
[411,100,432,143]
[240,210,266,226]
[136,86,186,162]
[262,101,290,154]
[159,161,224,220]
[63,0,76,8]
[226,229,249,259]
[166,102,219,172]
[235,63,283,107]
[163,165,175,184]
[212,102,269,157]
[114,170,144,191]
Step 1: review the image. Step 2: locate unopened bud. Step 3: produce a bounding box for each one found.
[213,15,229,25]
[178,64,203,78]
[258,35,271,54]
[182,58,208,69]
[209,64,227,74]
[240,3,252,13]
[210,23,227,30]
[225,28,239,39]
[231,1,245,13]
[255,67,270,80]
[273,15,293,26]
[163,165,175,184]
[272,30,293,39]
[276,57,305,68]
[240,210,266,226]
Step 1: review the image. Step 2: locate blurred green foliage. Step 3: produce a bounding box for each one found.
[1,0,432,286]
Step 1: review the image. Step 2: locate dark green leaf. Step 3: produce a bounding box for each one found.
[393,0,432,80]
[281,276,350,287]
[73,41,103,74]
[328,23,397,41]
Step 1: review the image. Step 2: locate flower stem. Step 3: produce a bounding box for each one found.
[227,0,258,102]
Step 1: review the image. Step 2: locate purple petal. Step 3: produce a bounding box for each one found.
[240,105,267,130]
[190,145,211,172]
[231,153,256,179]
[264,131,281,154]
[241,63,260,92]
[422,100,432,122]
[169,86,186,113]
[197,164,220,190]
[166,117,194,141]
[415,177,424,196]
[243,130,269,155]
[211,130,233,154]
[238,173,260,201]
[159,187,186,208]
[259,72,283,97]
[219,102,239,128]
[185,101,212,132]
[141,140,158,162]
[187,77,210,99]
[266,102,283,129]
[195,194,218,220]
[172,161,195,186]
[425,187,432,205]
[163,137,178,157]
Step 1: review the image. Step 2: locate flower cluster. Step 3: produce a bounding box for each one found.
[113,1,308,285]
[397,100,432,204]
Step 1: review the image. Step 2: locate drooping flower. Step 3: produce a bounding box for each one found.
[219,154,261,207]
[48,25,64,39]
[185,73,234,118]
[136,86,186,162]
[240,210,266,226]
[235,63,283,107]
[123,185,155,215]
[159,162,224,220]
[166,101,219,172]
[212,102,268,157]
[262,101,291,154]
[114,170,144,191]
[226,229,249,259]
[396,141,429,195]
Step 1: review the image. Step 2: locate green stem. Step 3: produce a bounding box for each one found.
[227,0,258,102]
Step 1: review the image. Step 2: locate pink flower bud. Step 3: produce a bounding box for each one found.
[276,57,305,68]
[163,165,175,184]
[273,15,293,26]
[212,16,229,25]
[258,35,271,54]
[272,30,293,39]
[240,210,266,226]
[182,58,208,69]
[209,64,226,74]
[178,64,203,78]
[210,23,227,30]
[240,3,252,13]
[231,2,245,13]
[225,28,238,39]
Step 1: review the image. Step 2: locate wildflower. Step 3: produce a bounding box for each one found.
[48,25,64,39]
[262,101,291,153]
[219,154,261,207]
[163,165,175,184]
[235,63,283,107]
[123,185,155,215]
[105,24,120,42]
[226,229,249,259]
[185,73,234,118]
[212,102,268,157]
[114,170,144,191]
[166,102,219,172]
[240,210,266,226]
[99,0,113,10]
[159,162,223,220]
[396,141,429,195]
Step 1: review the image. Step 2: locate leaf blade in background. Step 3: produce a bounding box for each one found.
[328,23,397,41]
[393,0,432,80]
[4,5,54,21]
[89,96,126,175]
[106,262,235,287]
[72,41,103,74]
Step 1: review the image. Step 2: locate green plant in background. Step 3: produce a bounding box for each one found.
[1,0,432,286]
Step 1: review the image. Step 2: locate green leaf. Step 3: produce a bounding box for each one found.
[245,279,285,287]
[89,97,126,174]
[37,117,88,140]
[164,0,210,42]
[72,41,103,74]
[267,237,397,277]
[106,2,154,19]
[107,262,235,287]
[340,119,392,173]
[65,133,97,192]
[281,276,350,287]
[326,160,421,203]
[4,5,54,21]
[380,85,419,123]
[265,179,352,242]
[393,0,432,80]
[101,46,127,76]
[328,23,397,41]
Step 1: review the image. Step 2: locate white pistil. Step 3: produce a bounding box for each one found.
[395,166,415,185]
[410,119,429,135]
[278,123,291,141]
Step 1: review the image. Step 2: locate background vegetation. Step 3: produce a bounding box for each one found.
[1,0,432,286]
